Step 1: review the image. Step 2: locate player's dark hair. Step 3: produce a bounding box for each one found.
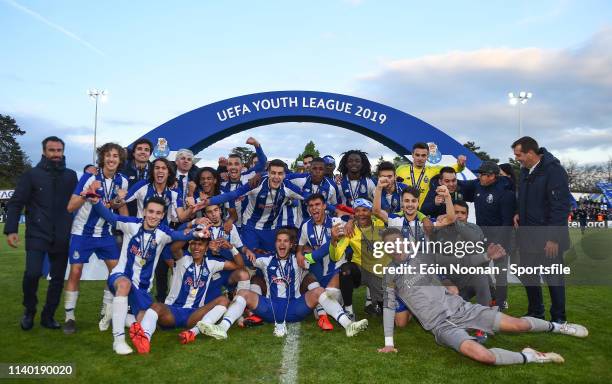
[310,157,325,165]
[376,161,396,175]
[268,159,288,171]
[195,166,221,196]
[511,136,539,153]
[303,154,314,161]
[381,227,402,240]
[453,199,469,212]
[402,185,421,199]
[42,136,65,150]
[412,142,428,151]
[276,227,297,244]
[96,142,127,170]
[438,166,456,178]
[228,153,242,161]
[306,193,326,205]
[133,138,153,152]
[149,158,176,186]
[83,164,95,173]
[144,196,169,212]
[338,150,372,177]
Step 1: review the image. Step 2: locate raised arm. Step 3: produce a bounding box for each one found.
[373,178,390,223]
[208,182,254,206]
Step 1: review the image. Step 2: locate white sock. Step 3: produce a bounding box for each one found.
[201,305,227,325]
[551,322,562,332]
[64,290,79,321]
[103,289,113,306]
[190,326,201,336]
[365,287,372,305]
[250,284,262,295]
[141,309,158,340]
[315,304,326,316]
[112,296,128,340]
[220,296,246,332]
[125,314,136,327]
[319,291,351,328]
[344,305,354,314]
[307,282,320,290]
[237,280,250,291]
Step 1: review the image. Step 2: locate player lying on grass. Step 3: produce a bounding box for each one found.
[127,236,250,353]
[197,228,369,339]
[86,194,207,355]
[378,228,588,365]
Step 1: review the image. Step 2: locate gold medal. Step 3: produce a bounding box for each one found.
[140,258,146,266]
[190,288,197,296]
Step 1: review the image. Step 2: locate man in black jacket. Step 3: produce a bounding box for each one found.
[512,137,570,323]
[4,136,78,330]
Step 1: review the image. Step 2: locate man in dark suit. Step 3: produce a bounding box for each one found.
[512,136,570,323]
[4,136,77,330]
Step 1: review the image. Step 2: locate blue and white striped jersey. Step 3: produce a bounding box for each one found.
[110,216,174,291]
[71,172,128,237]
[379,182,409,214]
[124,180,182,225]
[253,254,305,300]
[219,145,268,227]
[286,174,338,219]
[338,176,376,207]
[298,215,345,280]
[209,224,244,260]
[165,255,226,309]
[209,177,306,230]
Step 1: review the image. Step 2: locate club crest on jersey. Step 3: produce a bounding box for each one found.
[486,194,494,204]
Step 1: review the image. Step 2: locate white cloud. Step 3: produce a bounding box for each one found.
[355,27,612,165]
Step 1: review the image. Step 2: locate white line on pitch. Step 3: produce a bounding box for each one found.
[279,323,301,384]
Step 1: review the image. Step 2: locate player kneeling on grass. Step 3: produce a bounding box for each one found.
[85,194,207,355]
[378,228,588,365]
[198,229,369,339]
[128,236,250,353]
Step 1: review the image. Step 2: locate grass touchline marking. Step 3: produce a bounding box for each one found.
[279,323,301,384]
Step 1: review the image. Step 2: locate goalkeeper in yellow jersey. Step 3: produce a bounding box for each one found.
[396,142,466,208]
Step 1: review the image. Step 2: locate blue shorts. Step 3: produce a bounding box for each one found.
[241,225,275,253]
[69,234,119,264]
[168,306,197,328]
[396,295,408,313]
[314,270,340,288]
[107,273,153,316]
[254,296,312,323]
[204,270,231,305]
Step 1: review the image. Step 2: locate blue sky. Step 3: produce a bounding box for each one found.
[2,0,611,170]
